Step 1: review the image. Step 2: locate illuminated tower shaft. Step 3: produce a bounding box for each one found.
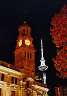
[38,39,48,84]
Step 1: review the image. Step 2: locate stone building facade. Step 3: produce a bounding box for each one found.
[0,21,49,96]
[0,61,49,96]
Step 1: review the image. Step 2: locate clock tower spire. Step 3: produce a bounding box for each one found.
[14,21,35,78]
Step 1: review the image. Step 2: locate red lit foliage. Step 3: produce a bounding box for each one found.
[50,5,67,78]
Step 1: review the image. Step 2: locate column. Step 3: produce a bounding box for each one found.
[3,83,11,96]
[32,90,37,96]
[19,81,26,96]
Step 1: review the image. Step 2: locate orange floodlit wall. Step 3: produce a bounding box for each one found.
[14,22,36,78]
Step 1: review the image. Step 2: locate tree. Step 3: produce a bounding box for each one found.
[50,5,67,79]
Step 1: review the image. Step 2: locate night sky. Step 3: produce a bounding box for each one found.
[0,0,67,94]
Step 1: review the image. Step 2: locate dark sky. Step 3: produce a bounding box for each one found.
[0,0,67,92]
[0,0,66,61]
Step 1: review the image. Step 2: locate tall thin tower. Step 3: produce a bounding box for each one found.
[38,39,48,84]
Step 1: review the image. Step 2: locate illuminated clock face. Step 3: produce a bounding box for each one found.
[25,39,31,46]
[18,40,22,47]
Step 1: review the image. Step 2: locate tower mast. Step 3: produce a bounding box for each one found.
[38,39,48,84]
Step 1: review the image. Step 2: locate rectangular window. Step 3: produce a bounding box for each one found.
[1,74,4,81]
[15,78,17,84]
[11,77,17,84]
[11,77,14,84]
[30,53,32,59]
[0,74,1,81]
[11,91,15,96]
[27,52,32,59]
[27,52,29,59]
[22,29,26,36]
[0,88,1,96]
[63,87,67,96]
[25,52,26,58]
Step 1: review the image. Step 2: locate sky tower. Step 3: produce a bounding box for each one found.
[38,39,48,84]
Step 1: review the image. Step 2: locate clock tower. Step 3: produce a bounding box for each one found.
[14,21,35,78]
